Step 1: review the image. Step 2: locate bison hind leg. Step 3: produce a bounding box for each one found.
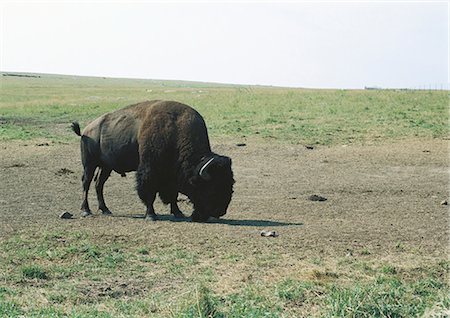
[81,164,96,217]
[95,167,112,215]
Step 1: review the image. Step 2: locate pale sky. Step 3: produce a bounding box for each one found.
[1,1,448,89]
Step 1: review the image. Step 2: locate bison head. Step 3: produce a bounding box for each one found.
[189,155,234,222]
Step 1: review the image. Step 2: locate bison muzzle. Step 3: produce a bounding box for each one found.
[72,100,234,222]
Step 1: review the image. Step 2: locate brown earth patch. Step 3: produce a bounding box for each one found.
[0,137,448,297]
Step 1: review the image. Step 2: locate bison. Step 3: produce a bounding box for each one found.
[71,100,234,222]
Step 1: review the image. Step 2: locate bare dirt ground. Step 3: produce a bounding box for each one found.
[0,138,448,295]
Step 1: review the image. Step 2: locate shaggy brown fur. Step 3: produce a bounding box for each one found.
[72,100,234,222]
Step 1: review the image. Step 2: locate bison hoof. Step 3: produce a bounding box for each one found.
[101,209,112,215]
[191,213,209,223]
[145,214,158,221]
[81,211,93,217]
[173,212,186,219]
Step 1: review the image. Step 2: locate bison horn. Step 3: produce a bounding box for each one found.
[199,157,215,180]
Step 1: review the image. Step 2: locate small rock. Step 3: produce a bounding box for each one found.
[236,143,247,147]
[59,211,73,219]
[56,168,74,176]
[7,163,26,168]
[308,195,327,202]
[440,200,448,206]
[305,145,314,150]
[260,230,279,237]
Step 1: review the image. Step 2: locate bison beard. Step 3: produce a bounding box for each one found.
[72,100,234,222]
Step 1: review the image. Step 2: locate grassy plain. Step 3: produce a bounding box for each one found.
[0,72,447,144]
[0,73,448,317]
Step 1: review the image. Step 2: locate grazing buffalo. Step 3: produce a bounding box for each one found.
[71,100,234,222]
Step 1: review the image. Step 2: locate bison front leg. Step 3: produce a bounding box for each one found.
[141,192,158,221]
[170,201,185,219]
[95,167,112,215]
[144,203,157,221]
[136,167,158,221]
[160,189,185,219]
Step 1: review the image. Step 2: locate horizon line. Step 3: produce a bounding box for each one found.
[1,70,448,91]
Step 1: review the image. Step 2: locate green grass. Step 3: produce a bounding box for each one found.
[0,73,448,316]
[21,265,48,280]
[325,277,448,318]
[1,72,447,144]
[0,231,448,317]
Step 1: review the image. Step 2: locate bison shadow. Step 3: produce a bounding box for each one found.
[208,218,302,227]
[113,214,302,227]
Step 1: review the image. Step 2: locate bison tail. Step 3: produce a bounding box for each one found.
[71,122,82,136]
